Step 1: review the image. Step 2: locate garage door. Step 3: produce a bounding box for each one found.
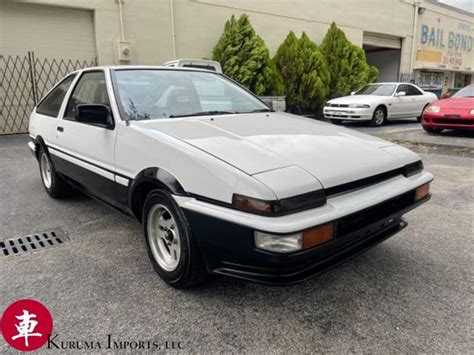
[0,2,96,60]
[363,32,401,49]
[0,2,96,134]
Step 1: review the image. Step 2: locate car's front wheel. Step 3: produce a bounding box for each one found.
[422,125,444,134]
[371,106,386,127]
[143,189,207,288]
[38,147,70,198]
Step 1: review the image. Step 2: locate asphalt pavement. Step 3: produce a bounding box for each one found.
[1,133,473,353]
[342,118,474,151]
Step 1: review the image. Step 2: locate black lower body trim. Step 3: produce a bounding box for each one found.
[183,192,430,285]
[49,152,131,214]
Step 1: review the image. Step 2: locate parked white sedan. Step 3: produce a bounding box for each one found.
[28,67,433,288]
[324,83,438,126]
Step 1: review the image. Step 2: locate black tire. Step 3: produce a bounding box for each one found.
[142,189,207,288]
[371,106,386,127]
[422,125,444,134]
[37,147,70,198]
[330,119,344,125]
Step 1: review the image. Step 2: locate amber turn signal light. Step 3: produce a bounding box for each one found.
[415,183,430,201]
[232,194,274,214]
[303,223,334,249]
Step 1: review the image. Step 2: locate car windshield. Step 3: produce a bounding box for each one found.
[113,69,269,120]
[355,84,396,96]
[452,85,474,98]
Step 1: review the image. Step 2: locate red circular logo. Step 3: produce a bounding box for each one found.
[1,299,53,352]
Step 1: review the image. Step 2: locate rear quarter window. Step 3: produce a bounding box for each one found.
[36,75,76,117]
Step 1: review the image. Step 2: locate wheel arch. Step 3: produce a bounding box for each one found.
[375,104,388,115]
[129,167,187,222]
[32,135,49,160]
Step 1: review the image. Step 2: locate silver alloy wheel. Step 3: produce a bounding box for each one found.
[374,109,385,126]
[147,204,181,272]
[40,153,52,189]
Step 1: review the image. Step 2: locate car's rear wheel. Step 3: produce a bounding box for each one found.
[143,189,207,288]
[330,119,344,125]
[422,125,444,134]
[38,147,70,198]
[371,106,386,127]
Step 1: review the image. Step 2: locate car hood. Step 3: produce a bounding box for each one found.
[135,112,419,189]
[435,97,474,109]
[327,95,384,104]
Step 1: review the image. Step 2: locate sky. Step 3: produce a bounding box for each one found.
[437,0,474,13]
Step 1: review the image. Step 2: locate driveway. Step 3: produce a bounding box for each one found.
[1,134,473,353]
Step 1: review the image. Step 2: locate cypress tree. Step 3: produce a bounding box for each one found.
[212,14,283,95]
[320,22,378,98]
[273,31,329,113]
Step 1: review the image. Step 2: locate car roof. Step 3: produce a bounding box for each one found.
[367,82,413,85]
[70,65,218,74]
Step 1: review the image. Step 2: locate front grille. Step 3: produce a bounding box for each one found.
[433,118,474,125]
[328,103,349,108]
[325,167,404,196]
[336,190,416,237]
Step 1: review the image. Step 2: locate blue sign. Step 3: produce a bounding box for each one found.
[420,24,472,52]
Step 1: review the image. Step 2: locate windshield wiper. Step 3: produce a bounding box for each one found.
[243,108,273,113]
[168,110,235,118]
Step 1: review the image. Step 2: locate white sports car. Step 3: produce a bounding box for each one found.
[28,67,433,288]
[324,83,438,126]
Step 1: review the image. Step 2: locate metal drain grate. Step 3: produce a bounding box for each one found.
[0,229,69,257]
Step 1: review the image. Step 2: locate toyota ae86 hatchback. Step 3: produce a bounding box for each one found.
[28,66,433,288]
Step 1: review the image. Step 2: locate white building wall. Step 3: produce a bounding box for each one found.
[2,0,472,86]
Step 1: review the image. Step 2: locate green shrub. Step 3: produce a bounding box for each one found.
[321,22,378,98]
[212,14,283,95]
[273,31,329,113]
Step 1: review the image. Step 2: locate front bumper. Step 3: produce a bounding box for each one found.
[323,106,373,121]
[181,185,431,285]
[27,141,37,157]
[422,113,474,130]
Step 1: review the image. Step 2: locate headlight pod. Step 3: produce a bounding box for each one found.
[470,109,474,115]
[232,194,274,214]
[348,104,370,108]
[403,160,424,177]
[425,105,440,113]
[232,190,326,216]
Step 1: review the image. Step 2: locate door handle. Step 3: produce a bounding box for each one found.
[57,126,64,132]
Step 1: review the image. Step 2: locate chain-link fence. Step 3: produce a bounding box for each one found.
[0,52,97,134]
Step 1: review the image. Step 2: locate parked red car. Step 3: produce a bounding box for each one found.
[421,84,474,133]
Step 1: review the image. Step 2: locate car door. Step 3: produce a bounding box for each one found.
[50,70,118,204]
[393,84,415,117]
[407,84,428,116]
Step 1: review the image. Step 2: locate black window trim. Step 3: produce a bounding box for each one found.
[35,73,77,117]
[62,69,116,130]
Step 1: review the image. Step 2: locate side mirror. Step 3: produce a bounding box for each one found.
[350,91,355,95]
[395,91,406,97]
[442,92,451,99]
[75,104,114,128]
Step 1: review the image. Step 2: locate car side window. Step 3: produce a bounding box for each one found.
[64,71,110,120]
[36,75,76,117]
[396,84,410,95]
[407,85,422,96]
